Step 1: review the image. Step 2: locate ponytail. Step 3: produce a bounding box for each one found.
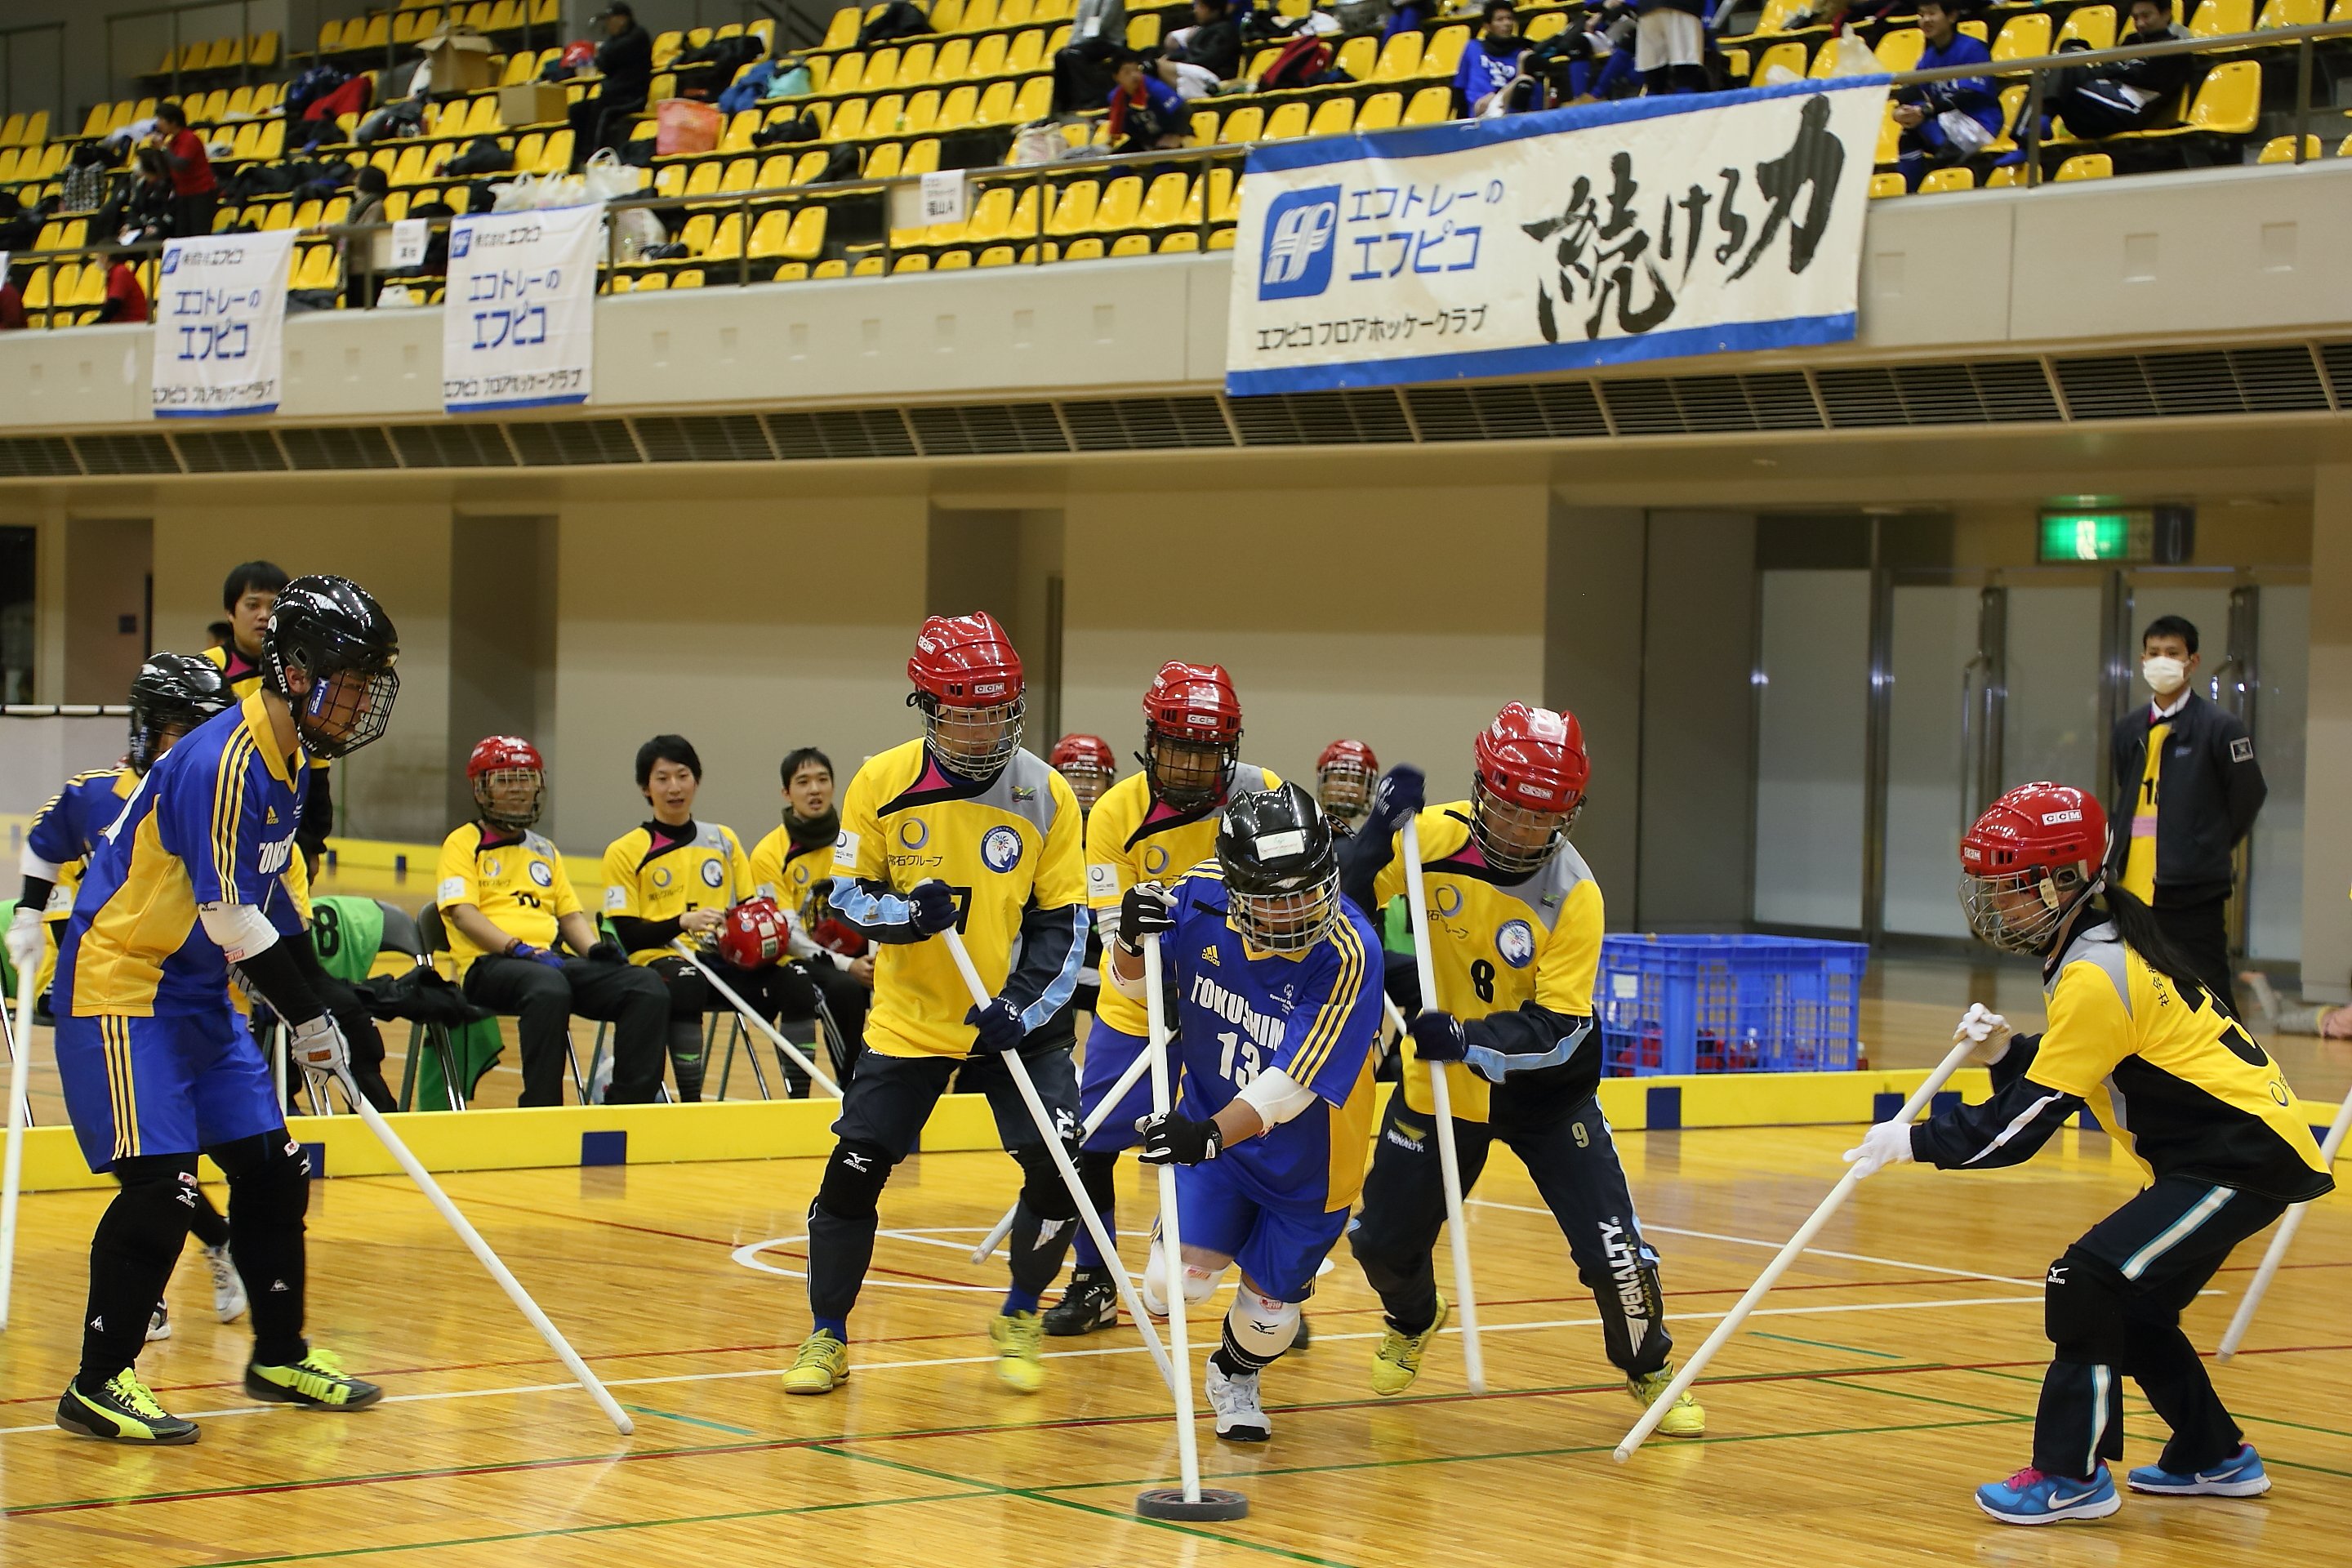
[2095,886,2230,1018]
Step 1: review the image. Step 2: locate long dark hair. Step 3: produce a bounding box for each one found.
[2091,885,2230,1018]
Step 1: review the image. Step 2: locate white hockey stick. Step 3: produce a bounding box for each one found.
[2216,1088,2352,1360]
[1400,815,1485,1393]
[0,960,34,1331]
[1141,931,1212,1505]
[670,942,841,1098]
[969,1040,1154,1263]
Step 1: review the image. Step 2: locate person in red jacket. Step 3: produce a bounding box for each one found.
[148,102,217,239]
[100,259,149,324]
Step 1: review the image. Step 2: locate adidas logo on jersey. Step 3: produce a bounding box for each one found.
[265,806,278,824]
[1201,946,1220,967]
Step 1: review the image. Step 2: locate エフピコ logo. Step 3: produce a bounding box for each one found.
[1258,185,1340,302]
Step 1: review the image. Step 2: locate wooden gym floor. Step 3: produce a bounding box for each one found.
[2,1115,2347,1566]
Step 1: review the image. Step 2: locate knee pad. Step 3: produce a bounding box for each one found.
[661,964,709,1021]
[1012,1142,1076,1223]
[2044,1248,2129,1364]
[1142,1236,1226,1316]
[815,1138,893,1222]
[1225,1289,1300,1363]
[209,1131,312,1227]
[106,1156,203,1250]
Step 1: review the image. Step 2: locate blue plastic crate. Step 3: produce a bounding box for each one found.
[1597,934,1869,1076]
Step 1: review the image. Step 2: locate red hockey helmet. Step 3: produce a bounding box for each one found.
[908,612,1024,777]
[1049,733,1117,810]
[1470,703,1589,875]
[1959,782,2108,955]
[716,896,787,970]
[1141,660,1242,808]
[466,734,545,831]
[1315,738,1379,820]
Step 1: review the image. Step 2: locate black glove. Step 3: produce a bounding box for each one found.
[586,939,626,964]
[1136,1111,1222,1165]
[1366,764,1426,835]
[909,880,959,936]
[965,996,1026,1055]
[1116,880,1177,956]
[1409,1009,1467,1062]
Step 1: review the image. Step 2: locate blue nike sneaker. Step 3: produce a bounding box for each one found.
[1975,1463,2122,1526]
[2127,1445,2271,1498]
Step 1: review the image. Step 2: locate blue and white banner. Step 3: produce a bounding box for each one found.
[151,229,297,418]
[1225,80,1888,397]
[442,203,599,414]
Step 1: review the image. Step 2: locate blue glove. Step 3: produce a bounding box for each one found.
[1367,764,1426,835]
[1409,1009,1467,1062]
[509,942,566,971]
[909,880,959,936]
[965,996,1026,1056]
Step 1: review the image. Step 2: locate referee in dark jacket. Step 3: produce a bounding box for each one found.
[2106,614,2265,1015]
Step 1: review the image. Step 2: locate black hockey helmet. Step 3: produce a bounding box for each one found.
[127,652,233,773]
[261,574,400,759]
[1215,781,1340,953]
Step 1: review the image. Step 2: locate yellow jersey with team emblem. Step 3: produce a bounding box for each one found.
[2026,922,2330,1201]
[1374,803,1603,1124]
[833,737,1086,1058]
[435,823,583,973]
[751,826,835,929]
[600,820,757,964]
[1084,762,1280,1040]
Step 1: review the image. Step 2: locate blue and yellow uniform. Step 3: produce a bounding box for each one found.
[20,765,140,994]
[1157,861,1380,1300]
[51,694,304,1172]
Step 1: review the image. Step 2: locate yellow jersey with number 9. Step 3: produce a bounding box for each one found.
[435,823,583,974]
[1374,803,1603,1124]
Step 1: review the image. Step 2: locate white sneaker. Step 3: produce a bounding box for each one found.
[146,1303,172,1342]
[203,1243,247,1323]
[1205,1359,1270,1443]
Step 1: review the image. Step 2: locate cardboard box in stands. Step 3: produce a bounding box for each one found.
[420,25,497,92]
[497,82,571,128]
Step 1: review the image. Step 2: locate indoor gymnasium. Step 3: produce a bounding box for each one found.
[0,0,2348,1562]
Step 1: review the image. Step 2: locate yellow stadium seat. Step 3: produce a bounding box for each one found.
[1807,39,1842,77]
[774,261,810,281]
[1064,236,1104,260]
[830,99,870,140]
[2054,153,2112,180]
[960,186,1013,243]
[1096,174,1143,227]
[904,138,942,175]
[864,48,902,91]
[1003,0,1036,24]
[2188,0,2252,33]
[930,0,967,27]
[1373,32,1425,82]
[1984,163,2022,188]
[501,48,534,84]
[1105,234,1147,256]
[80,103,111,139]
[655,164,687,196]
[1128,13,1160,47]
[1355,91,1403,133]
[1007,184,1044,237]
[684,161,723,197]
[822,7,861,48]
[869,92,907,133]
[291,198,323,230]
[2118,60,2261,139]
[893,252,930,272]
[1135,171,1187,227]
[68,263,106,308]
[721,110,760,153]
[1307,97,1355,138]
[391,145,430,185]
[489,0,523,29]
[745,209,792,256]
[252,29,279,65]
[1047,179,1100,234]
[359,15,390,49]
[867,142,903,177]
[905,90,942,132]
[969,34,1009,77]
[2256,133,2321,162]
[1018,241,1058,264]
[2255,0,2323,23]
[715,20,743,37]
[0,112,26,145]
[295,245,341,290]
[1263,102,1310,140]
[21,265,54,311]
[963,0,1002,29]
[652,29,684,69]
[385,192,410,220]
[226,86,256,117]
[1331,37,1378,81]
[818,258,853,278]
[633,270,669,292]
[832,50,867,89]
[1423,24,1470,76]
[757,153,796,187]
[514,131,546,169]
[30,220,61,252]
[1753,0,1807,31]
[709,212,746,260]
[1991,11,2052,59]
[1007,30,1046,73]
[1875,27,1924,70]
[674,268,706,287]
[1527,11,1570,40]
[464,96,501,135]
[256,120,284,160]
[1159,230,1199,252]
[780,206,828,261]
[720,157,758,192]
[1192,109,1220,144]
[2056,6,2117,49]
[1920,167,1976,193]
[1869,172,1907,198]
[898,42,938,87]
[1401,86,1450,126]
[935,248,973,269]
[1013,76,1053,121]
[973,80,1017,125]
[1220,105,1265,142]
[680,212,716,254]
[0,149,17,183]
[19,109,46,144]
[791,149,830,184]
[976,245,1016,267]
[230,122,263,161]
[933,38,973,81]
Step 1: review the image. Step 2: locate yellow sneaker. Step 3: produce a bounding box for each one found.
[1629,1365,1705,1437]
[1370,1294,1449,1396]
[782,1330,849,1396]
[991,1310,1046,1394]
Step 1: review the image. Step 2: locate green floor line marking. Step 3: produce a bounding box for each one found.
[1814,1377,2029,1421]
[618,1404,760,1437]
[1956,1365,2352,1445]
[1752,1330,1906,1361]
[174,1488,983,1568]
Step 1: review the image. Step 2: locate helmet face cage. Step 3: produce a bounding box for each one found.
[920,692,1025,778]
[295,666,399,760]
[1469,770,1579,875]
[1144,724,1236,809]
[1960,861,2091,956]
[1060,760,1114,810]
[1316,757,1376,819]
[1232,868,1340,955]
[471,765,545,831]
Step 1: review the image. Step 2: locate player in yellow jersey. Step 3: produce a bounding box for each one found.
[1314,738,1379,834]
[201,561,333,877]
[600,735,777,1102]
[1045,663,1282,1338]
[1343,702,1703,1435]
[1847,782,2330,1526]
[439,737,670,1107]
[783,612,1090,1397]
[1044,732,1116,1018]
[748,746,871,1089]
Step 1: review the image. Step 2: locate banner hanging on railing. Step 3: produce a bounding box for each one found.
[441,203,599,414]
[1224,80,1888,397]
[150,229,298,418]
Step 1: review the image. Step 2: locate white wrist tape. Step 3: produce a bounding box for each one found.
[19,845,63,880]
[1235,1067,1316,1127]
[198,902,282,963]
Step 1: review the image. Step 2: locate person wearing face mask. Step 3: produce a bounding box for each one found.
[2105,616,2265,1018]
[749,746,872,1089]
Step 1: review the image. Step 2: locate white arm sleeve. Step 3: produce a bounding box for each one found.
[20,845,63,880]
[198,902,283,963]
[1235,1067,1317,1128]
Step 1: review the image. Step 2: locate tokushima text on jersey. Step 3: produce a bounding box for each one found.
[1226,80,1887,396]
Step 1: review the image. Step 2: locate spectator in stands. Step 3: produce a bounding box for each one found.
[113,149,177,246]
[1891,0,1999,186]
[1158,0,1244,96]
[149,102,218,239]
[62,144,113,215]
[97,256,148,324]
[750,746,872,1085]
[1455,2,1538,117]
[310,166,392,310]
[1634,0,1710,96]
[569,2,655,172]
[1053,0,1129,114]
[2003,0,2191,153]
[1107,51,1188,153]
[0,274,24,332]
[440,737,670,1107]
[0,191,34,252]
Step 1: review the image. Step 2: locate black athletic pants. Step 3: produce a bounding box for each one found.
[2152,894,2238,1018]
[1351,1089,1673,1379]
[463,954,669,1106]
[2033,1175,2284,1479]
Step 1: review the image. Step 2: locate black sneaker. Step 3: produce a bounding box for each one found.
[1042,1272,1120,1337]
[1292,1312,1311,1351]
[56,1370,199,1444]
[244,1346,384,1410]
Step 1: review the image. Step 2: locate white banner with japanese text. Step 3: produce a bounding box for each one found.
[150,229,298,418]
[1224,80,1888,396]
[442,203,599,414]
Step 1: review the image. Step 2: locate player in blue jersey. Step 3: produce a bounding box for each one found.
[48,577,400,1446]
[1113,782,1380,1442]
[10,653,251,1343]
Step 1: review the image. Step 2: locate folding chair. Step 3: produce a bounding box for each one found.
[391,902,469,1111]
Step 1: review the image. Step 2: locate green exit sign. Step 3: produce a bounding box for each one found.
[2036,506,2194,564]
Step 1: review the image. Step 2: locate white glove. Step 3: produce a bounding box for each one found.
[1953,1002,2013,1067]
[5,905,42,983]
[287,1013,350,1080]
[1842,1120,1917,1179]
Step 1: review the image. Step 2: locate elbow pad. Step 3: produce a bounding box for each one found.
[1235,1067,1317,1128]
[198,902,283,963]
